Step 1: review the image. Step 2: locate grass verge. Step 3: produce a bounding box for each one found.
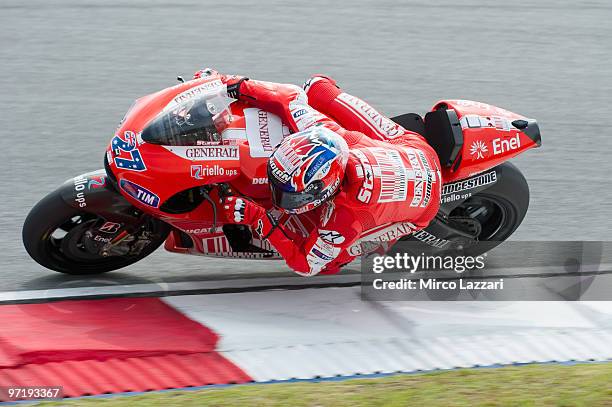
[37,362,612,407]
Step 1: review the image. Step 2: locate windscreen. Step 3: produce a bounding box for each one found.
[141,88,234,146]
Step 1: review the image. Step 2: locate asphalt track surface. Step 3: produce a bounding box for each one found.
[1,0,611,292]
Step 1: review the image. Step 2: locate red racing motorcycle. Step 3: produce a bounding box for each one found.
[23,74,541,274]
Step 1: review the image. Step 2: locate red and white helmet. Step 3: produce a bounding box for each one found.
[267,126,349,214]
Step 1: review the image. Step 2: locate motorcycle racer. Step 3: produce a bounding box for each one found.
[196,69,442,276]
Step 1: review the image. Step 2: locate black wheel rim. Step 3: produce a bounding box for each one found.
[448,194,518,241]
[45,214,119,265]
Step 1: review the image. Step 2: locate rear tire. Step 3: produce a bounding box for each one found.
[396,162,530,257]
[23,190,170,275]
[445,162,530,256]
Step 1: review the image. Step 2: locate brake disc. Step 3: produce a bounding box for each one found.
[447,216,482,238]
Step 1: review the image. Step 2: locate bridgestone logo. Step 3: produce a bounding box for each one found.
[442,171,497,196]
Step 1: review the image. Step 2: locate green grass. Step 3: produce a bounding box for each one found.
[38,363,612,407]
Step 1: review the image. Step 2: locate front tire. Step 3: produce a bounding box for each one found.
[23,190,170,275]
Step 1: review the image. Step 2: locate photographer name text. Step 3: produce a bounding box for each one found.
[372,278,504,291]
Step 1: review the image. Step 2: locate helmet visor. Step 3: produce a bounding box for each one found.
[268,165,325,211]
[270,186,318,211]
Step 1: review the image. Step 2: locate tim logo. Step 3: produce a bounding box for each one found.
[119,179,160,208]
[99,221,121,234]
[87,176,106,189]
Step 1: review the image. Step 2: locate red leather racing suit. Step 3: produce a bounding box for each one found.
[231,76,442,276]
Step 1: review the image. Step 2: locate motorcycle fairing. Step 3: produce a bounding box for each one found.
[430,100,541,183]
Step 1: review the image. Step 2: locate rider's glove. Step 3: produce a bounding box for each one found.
[302,74,339,92]
[221,196,265,226]
[225,76,249,99]
[192,68,218,80]
[193,70,249,99]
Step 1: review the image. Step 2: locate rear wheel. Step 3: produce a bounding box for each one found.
[442,162,530,255]
[23,190,170,275]
[396,162,530,257]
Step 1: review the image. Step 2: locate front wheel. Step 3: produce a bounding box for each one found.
[23,190,170,275]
